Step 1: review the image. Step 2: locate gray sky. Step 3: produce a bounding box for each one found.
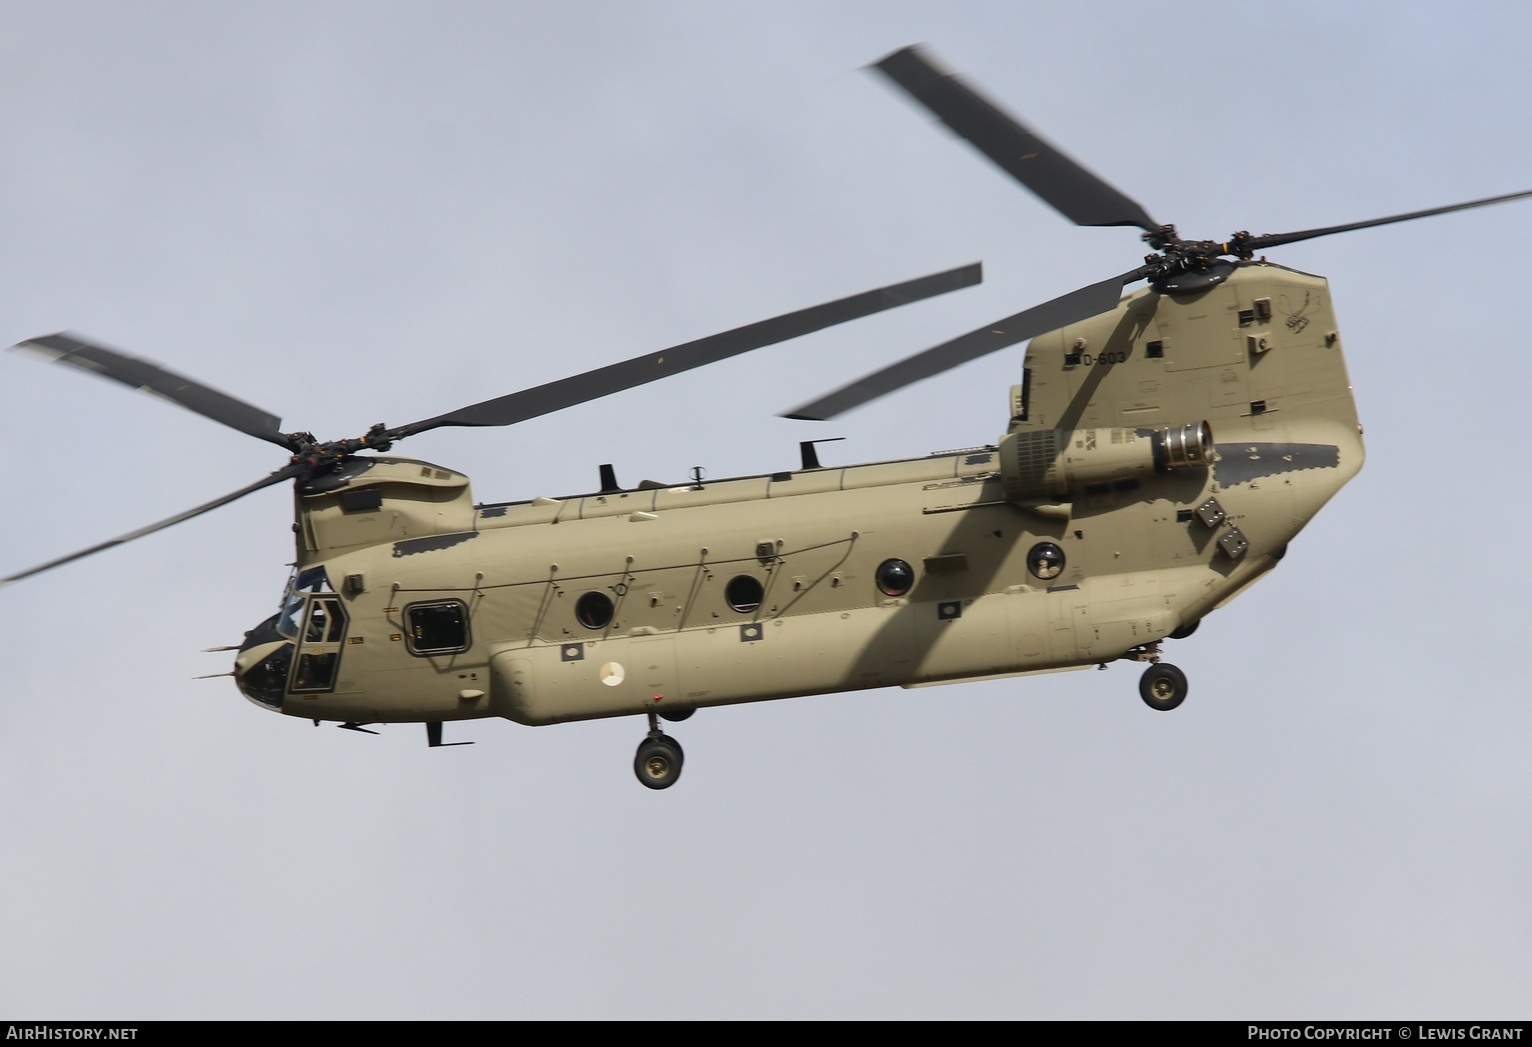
[2,1,1529,1019]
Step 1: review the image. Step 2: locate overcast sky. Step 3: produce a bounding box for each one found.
[2,1,1529,1019]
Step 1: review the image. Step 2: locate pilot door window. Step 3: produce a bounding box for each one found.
[404,600,471,656]
[290,595,348,693]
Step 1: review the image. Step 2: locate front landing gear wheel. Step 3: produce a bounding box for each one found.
[1139,663,1188,712]
[634,735,684,790]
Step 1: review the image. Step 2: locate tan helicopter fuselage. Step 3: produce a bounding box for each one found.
[234,263,1363,726]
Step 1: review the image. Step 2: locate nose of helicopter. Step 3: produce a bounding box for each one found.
[233,614,293,712]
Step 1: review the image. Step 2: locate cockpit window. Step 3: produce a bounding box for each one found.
[276,566,334,639]
[304,599,346,643]
[294,567,332,593]
[404,601,471,656]
[290,595,348,693]
[277,592,304,639]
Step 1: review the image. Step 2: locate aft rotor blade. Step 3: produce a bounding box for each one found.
[391,262,982,438]
[1240,189,1532,251]
[874,46,1158,233]
[10,333,292,448]
[0,463,305,588]
[785,267,1146,421]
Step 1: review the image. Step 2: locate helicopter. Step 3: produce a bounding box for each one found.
[6,45,1531,790]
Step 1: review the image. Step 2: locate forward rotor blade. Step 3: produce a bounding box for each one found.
[1240,189,1532,251]
[785,267,1146,421]
[0,463,305,588]
[10,333,291,448]
[391,262,982,438]
[874,46,1158,233]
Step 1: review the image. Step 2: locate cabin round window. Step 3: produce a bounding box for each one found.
[875,558,915,596]
[576,591,615,630]
[1027,542,1066,580]
[725,575,764,613]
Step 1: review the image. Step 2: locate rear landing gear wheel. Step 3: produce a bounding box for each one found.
[634,735,684,789]
[1139,663,1188,712]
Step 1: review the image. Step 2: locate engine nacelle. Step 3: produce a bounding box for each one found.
[998,422,1212,501]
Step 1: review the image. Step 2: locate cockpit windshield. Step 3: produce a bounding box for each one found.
[275,566,333,639]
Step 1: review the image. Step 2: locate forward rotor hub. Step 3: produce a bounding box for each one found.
[283,423,398,474]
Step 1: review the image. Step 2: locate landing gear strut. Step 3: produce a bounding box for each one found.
[1124,642,1189,711]
[633,710,685,789]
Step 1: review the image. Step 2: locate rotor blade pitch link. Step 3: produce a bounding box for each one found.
[874,46,1159,233]
[390,262,983,439]
[8,333,293,448]
[785,266,1149,421]
[0,462,307,588]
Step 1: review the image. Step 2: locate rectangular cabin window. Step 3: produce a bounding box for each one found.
[405,601,471,656]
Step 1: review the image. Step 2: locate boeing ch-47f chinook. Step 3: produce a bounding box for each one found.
[8,46,1530,789]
